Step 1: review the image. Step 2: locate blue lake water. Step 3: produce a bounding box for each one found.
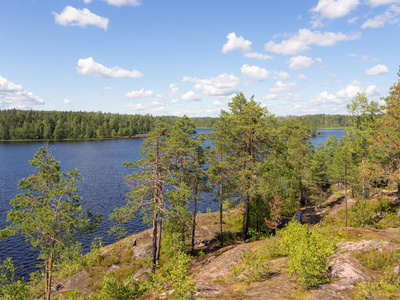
[0,128,344,278]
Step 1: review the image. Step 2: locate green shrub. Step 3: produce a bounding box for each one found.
[98,275,145,300]
[355,270,400,300]
[278,219,336,288]
[0,258,29,300]
[149,251,197,299]
[354,247,399,271]
[231,246,271,283]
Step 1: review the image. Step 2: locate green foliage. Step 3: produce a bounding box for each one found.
[149,251,197,299]
[0,109,159,140]
[231,247,271,283]
[0,258,29,300]
[98,275,145,300]
[278,219,336,288]
[0,147,102,298]
[354,247,399,271]
[355,270,400,300]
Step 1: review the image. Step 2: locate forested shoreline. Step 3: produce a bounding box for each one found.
[2,70,400,299]
[0,108,354,141]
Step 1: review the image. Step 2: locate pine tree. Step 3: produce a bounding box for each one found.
[0,147,101,300]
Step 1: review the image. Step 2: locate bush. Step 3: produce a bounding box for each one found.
[231,247,271,283]
[354,247,399,271]
[355,270,400,299]
[98,275,145,300]
[278,219,336,288]
[0,258,29,300]
[149,251,197,300]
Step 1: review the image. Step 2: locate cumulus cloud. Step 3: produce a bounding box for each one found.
[63,99,71,105]
[222,32,273,60]
[0,75,45,109]
[213,100,224,106]
[222,32,252,53]
[366,0,400,7]
[53,6,109,30]
[269,81,298,93]
[183,73,240,96]
[77,57,143,78]
[104,86,114,90]
[181,91,201,101]
[126,103,147,110]
[297,73,310,81]
[362,5,400,28]
[275,71,291,80]
[83,0,92,3]
[311,83,381,104]
[311,0,360,20]
[240,64,270,82]
[168,84,179,97]
[366,64,390,75]
[103,0,141,7]
[264,28,360,56]
[126,88,161,98]
[243,52,274,60]
[263,94,279,100]
[288,55,315,70]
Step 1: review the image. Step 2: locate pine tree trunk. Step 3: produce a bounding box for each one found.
[156,212,162,262]
[219,185,223,246]
[242,192,250,241]
[150,206,158,273]
[345,166,348,227]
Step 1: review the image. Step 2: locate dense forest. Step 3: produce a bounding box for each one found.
[1,71,400,299]
[0,108,353,141]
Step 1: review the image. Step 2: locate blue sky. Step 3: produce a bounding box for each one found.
[0,0,399,117]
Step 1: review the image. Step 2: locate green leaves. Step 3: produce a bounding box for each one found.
[278,220,336,288]
[0,147,101,299]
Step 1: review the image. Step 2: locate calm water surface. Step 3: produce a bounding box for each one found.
[0,128,344,278]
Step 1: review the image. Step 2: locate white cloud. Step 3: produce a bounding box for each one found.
[311,83,380,104]
[181,91,201,101]
[126,88,160,98]
[366,84,380,96]
[151,100,163,106]
[269,81,298,93]
[297,73,310,81]
[126,103,146,110]
[311,0,360,20]
[284,93,303,102]
[63,99,71,105]
[103,0,141,6]
[264,28,360,55]
[347,16,359,23]
[53,6,109,30]
[183,73,240,96]
[366,64,390,75]
[213,100,224,106]
[170,99,179,104]
[222,32,252,54]
[222,32,273,60]
[263,94,279,100]
[77,57,143,78]
[168,84,178,97]
[83,0,92,3]
[0,75,45,109]
[240,64,270,82]
[275,71,291,80]
[362,5,400,28]
[366,0,400,7]
[243,52,274,60]
[104,86,114,90]
[288,55,315,70]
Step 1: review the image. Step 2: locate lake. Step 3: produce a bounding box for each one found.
[0,128,345,278]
